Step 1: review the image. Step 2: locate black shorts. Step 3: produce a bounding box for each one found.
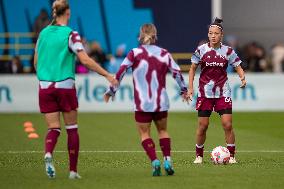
[198,109,232,117]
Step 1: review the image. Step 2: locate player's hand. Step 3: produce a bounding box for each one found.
[103,93,113,103]
[181,92,190,104]
[106,74,118,87]
[187,88,194,101]
[240,78,246,88]
[103,93,110,103]
[104,87,115,103]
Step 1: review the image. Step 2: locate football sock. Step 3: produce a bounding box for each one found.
[45,128,61,154]
[159,138,171,158]
[142,138,157,161]
[66,125,79,172]
[196,144,204,157]
[227,144,236,157]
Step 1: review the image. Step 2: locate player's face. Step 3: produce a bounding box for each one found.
[208,26,223,47]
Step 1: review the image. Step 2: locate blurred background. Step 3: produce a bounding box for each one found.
[0,0,284,112]
[1,2,283,188]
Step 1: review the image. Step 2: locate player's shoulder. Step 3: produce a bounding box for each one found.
[221,44,233,51]
[194,43,211,57]
[69,30,81,38]
[68,29,83,44]
[160,46,169,55]
[196,43,210,51]
[149,45,170,57]
[220,44,235,55]
[128,47,142,57]
[39,25,52,35]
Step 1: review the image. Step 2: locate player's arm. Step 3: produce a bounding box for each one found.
[235,65,246,88]
[33,52,38,71]
[104,51,134,103]
[188,63,198,101]
[188,48,200,101]
[33,40,38,71]
[167,54,188,102]
[228,48,246,88]
[77,51,117,85]
[69,31,117,86]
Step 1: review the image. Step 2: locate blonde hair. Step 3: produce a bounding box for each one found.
[138,23,157,45]
[51,0,69,24]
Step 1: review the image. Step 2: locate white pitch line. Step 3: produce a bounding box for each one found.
[1,150,284,154]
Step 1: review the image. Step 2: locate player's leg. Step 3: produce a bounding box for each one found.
[56,86,81,178]
[194,112,211,163]
[44,112,61,178]
[216,97,237,163]
[219,110,237,163]
[194,97,213,163]
[135,111,161,176]
[154,113,174,176]
[39,86,61,178]
[63,110,81,179]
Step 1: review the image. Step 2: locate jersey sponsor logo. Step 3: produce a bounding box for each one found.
[206,62,225,67]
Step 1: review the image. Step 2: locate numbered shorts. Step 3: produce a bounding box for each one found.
[135,111,168,123]
[196,97,232,116]
[39,87,78,113]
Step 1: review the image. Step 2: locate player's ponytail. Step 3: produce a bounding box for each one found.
[50,0,70,25]
[138,23,157,45]
[209,17,224,31]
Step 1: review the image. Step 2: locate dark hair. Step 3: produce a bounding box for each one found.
[209,17,223,31]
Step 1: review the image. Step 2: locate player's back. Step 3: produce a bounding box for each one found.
[132,45,169,80]
[130,45,171,112]
[37,25,75,81]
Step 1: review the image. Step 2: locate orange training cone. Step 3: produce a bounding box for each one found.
[25,127,35,133]
[23,121,33,128]
[28,133,39,139]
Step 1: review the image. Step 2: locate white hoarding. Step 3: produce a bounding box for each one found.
[0,74,284,112]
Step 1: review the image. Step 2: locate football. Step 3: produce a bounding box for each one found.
[210,146,230,164]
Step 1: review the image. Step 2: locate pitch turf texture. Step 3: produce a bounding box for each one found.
[0,112,283,189]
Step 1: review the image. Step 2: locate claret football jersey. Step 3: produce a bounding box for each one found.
[113,45,187,112]
[191,43,241,98]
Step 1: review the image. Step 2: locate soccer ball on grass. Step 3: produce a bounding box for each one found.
[210,146,230,164]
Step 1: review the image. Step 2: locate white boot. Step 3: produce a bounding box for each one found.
[229,157,237,164]
[69,171,82,179]
[44,153,56,178]
[193,156,203,164]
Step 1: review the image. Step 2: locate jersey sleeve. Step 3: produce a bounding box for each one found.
[228,49,242,67]
[168,54,187,93]
[108,50,135,94]
[68,31,85,54]
[191,47,201,64]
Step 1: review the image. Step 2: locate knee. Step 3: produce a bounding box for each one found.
[138,127,150,139]
[197,122,208,135]
[222,121,233,131]
[48,123,61,129]
[157,127,167,134]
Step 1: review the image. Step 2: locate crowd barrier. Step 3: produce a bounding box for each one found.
[0,74,283,112]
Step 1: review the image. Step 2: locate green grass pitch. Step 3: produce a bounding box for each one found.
[0,112,283,189]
